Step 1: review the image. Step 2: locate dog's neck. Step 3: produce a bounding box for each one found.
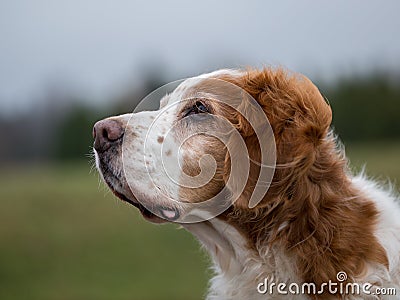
[183,217,251,275]
[183,217,299,299]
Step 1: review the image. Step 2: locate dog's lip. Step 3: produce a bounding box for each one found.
[111,189,157,218]
[110,189,181,223]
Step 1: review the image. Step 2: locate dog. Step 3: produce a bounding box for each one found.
[93,68,400,299]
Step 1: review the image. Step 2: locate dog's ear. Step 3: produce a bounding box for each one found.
[222,68,333,209]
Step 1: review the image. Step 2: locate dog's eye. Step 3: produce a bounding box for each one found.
[184,101,209,117]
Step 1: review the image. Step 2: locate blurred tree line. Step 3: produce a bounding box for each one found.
[324,73,400,141]
[0,71,399,163]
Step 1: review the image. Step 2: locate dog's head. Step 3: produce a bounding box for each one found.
[93,68,332,224]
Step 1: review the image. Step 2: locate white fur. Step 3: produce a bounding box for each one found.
[352,175,400,299]
[183,219,304,300]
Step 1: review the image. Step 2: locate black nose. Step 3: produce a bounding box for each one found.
[92,119,124,152]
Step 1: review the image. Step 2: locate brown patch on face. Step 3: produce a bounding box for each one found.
[178,135,226,204]
[157,136,164,144]
[165,150,172,156]
[181,68,388,294]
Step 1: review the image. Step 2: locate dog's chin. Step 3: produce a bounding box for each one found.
[110,188,168,224]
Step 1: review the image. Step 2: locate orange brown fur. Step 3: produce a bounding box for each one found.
[213,68,388,293]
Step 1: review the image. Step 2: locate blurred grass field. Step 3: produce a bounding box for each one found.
[0,142,399,300]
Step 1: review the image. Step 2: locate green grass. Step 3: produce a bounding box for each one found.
[345,142,400,184]
[0,142,399,300]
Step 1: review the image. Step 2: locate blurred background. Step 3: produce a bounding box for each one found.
[0,1,399,299]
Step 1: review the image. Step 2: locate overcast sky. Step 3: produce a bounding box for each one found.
[1,0,400,114]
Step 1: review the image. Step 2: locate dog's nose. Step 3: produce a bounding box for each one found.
[93,119,124,152]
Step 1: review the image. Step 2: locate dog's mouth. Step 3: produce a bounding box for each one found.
[110,185,180,223]
[113,189,154,218]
